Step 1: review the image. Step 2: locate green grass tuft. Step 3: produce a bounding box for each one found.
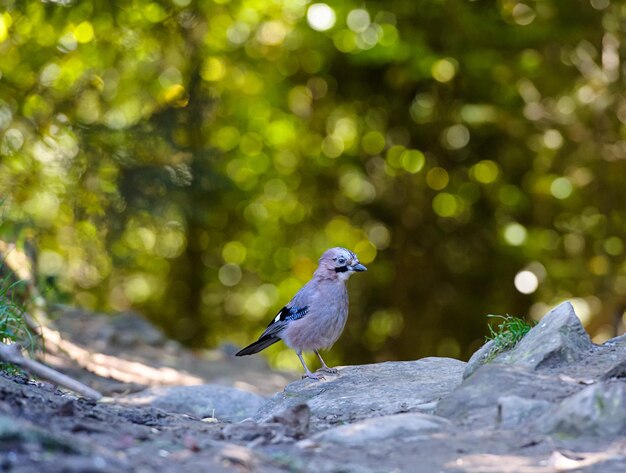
[484,314,534,363]
[0,269,40,373]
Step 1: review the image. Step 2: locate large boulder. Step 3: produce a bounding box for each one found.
[464,301,594,378]
[255,358,466,430]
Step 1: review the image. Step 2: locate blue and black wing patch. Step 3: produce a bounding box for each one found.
[269,305,309,326]
[235,305,309,357]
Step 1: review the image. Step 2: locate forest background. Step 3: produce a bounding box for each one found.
[1,0,625,372]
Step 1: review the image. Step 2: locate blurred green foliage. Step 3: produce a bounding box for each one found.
[1,0,626,370]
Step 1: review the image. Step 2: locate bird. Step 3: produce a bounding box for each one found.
[235,247,367,380]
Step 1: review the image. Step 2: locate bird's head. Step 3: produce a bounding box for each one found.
[315,247,367,281]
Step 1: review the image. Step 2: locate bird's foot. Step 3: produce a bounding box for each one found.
[302,372,324,381]
[317,367,338,374]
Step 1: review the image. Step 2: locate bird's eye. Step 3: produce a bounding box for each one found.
[337,257,346,265]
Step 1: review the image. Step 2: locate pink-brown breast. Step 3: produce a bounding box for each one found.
[281,281,349,351]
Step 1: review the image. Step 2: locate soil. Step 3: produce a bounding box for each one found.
[1,308,293,473]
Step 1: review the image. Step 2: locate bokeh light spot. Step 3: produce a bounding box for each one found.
[503,223,528,246]
[354,240,376,264]
[543,129,563,149]
[322,135,344,158]
[163,84,187,106]
[125,274,156,303]
[264,178,288,200]
[266,120,296,147]
[442,124,470,150]
[367,223,391,249]
[379,24,399,47]
[461,104,498,124]
[219,263,242,287]
[564,233,585,255]
[432,193,463,218]
[431,58,458,83]
[257,21,287,46]
[201,57,226,82]
[74,21,94,43]
[0,13,11,43]
[144,3,167,23]
[550,177,573,199]
[347,9,371,33]
[58,32,77,51]
[288,86,312,118]
[604,237,623,256]
[340,170,376,203]
[514,270,538,294]
[591,0,610,9]
[426,167,449,190]
[470,160,500,184]
[401,150,425,173]
[213,126,240,151]
[333,29,357,53]
[307,4,336,31]
[1,128,24,155]
[222,241,246,264]
[155,228,186,258]
[361,131,385,155]
[39,250,64,276]
[244,288,274,319]
[512,3,536,26]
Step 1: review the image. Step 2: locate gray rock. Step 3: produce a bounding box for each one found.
[600,356,626,380]
[537,382,626,437]
[255,358,466,430]
[463,339,495,379]
[121,384,265,422]
[599,335,626,380]
[311,413,452,446]
[499,301,594,369]
[464,301,593,378]
[497,395,553,429]
[603,334,626,348]
[436,364,574,427]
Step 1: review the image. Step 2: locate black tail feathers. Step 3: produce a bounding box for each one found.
[235,335,280,356]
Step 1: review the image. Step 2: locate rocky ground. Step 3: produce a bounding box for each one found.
[2,302,626,472]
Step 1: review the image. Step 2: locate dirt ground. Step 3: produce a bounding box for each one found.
[3,368,626,473]
[1,308,296,473]
[2,307,626,473]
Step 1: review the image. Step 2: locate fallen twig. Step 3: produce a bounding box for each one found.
[0,341,102,400]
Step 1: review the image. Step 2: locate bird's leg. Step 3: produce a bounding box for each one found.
[297,351,323,380]
[314,350,338,374]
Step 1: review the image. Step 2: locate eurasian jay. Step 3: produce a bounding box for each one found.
[235,247,367,379]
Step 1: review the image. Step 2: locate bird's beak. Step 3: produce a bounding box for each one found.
[351,263,367,272]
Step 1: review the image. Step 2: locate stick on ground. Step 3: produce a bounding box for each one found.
[0,341,102,400]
